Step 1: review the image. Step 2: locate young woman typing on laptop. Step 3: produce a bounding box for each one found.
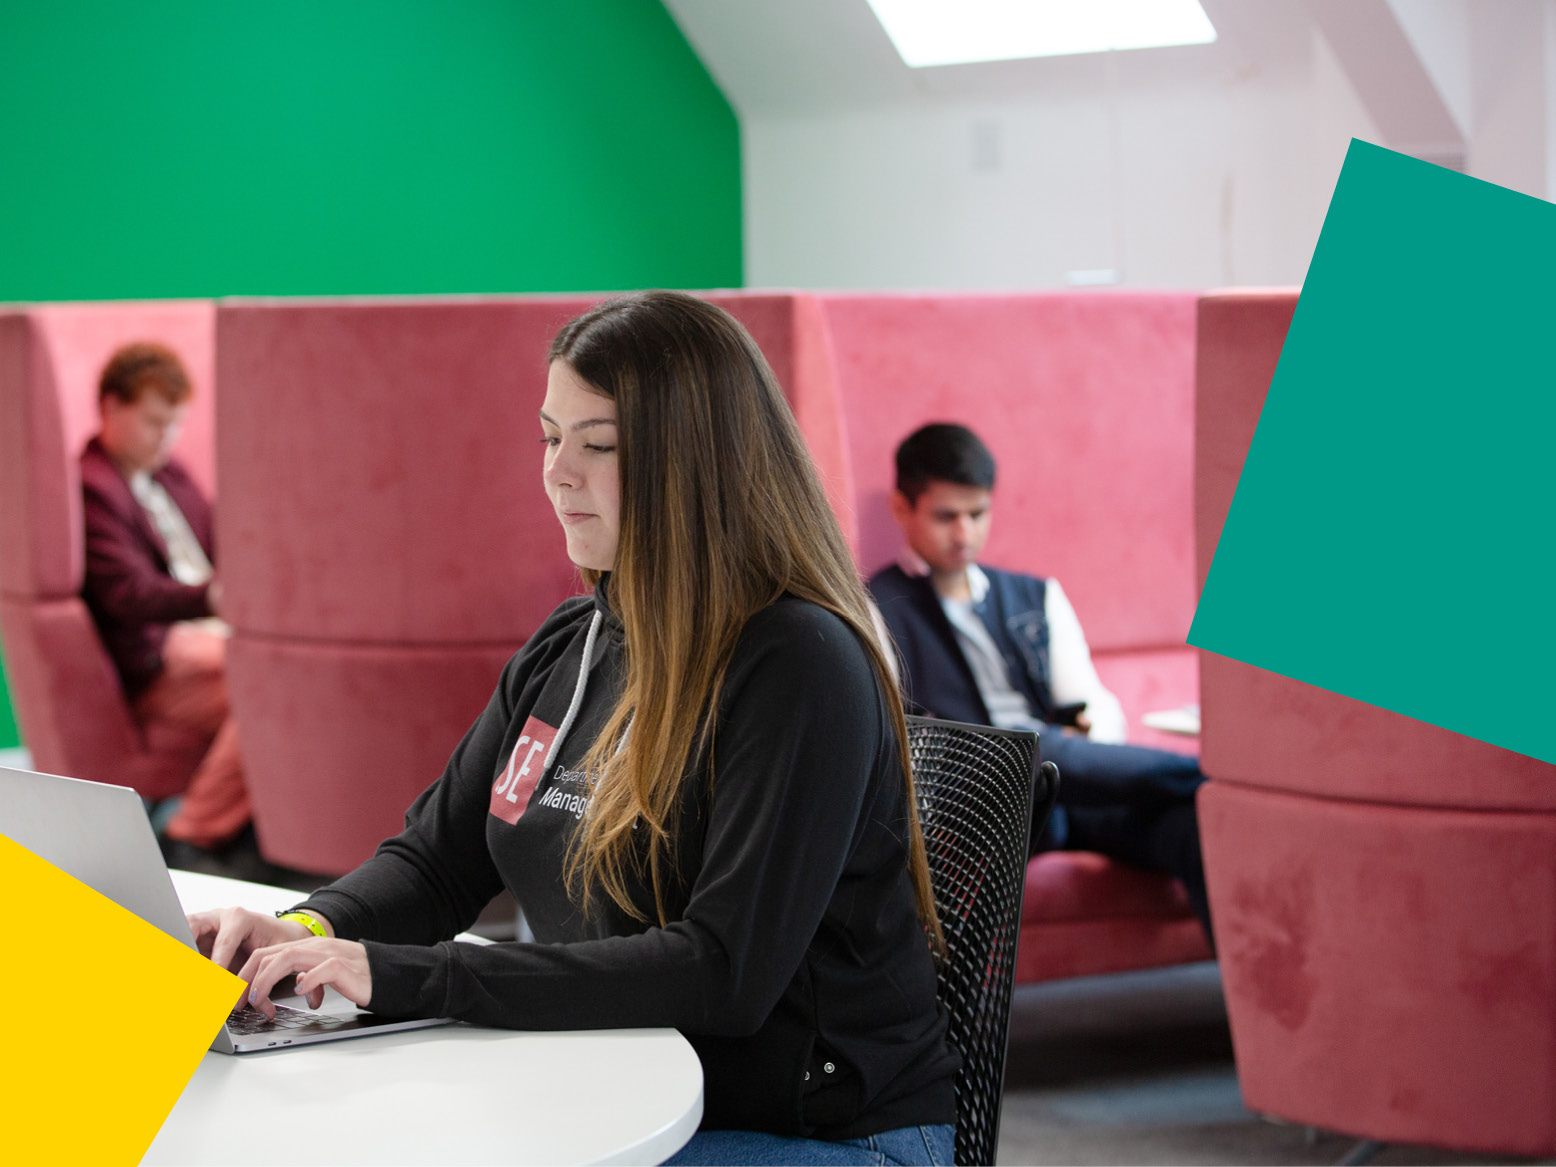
[188,292,957,1167]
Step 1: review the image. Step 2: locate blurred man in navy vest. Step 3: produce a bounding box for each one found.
[81,342,251,862]
[868,423,1210,940]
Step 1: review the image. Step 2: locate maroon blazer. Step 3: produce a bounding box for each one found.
[80,437,215,699]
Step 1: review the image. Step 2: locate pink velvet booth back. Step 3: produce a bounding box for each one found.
[0,302,216,796]
[1195,290,1556,1156]
[216,293,852,874]
[818,291,1201,747]
[814,291,1211,981]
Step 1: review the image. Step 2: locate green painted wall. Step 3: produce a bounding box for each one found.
[0,0,742,749]
[0,669,16,752]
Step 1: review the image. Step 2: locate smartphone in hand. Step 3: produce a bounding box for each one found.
[1051,701,1088,728]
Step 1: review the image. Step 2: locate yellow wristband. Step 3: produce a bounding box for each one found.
[276,910,327,938]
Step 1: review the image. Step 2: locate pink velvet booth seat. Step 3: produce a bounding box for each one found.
[0,302,218,797]
[216,293,853,874]
[1195,290,1556,1156]
[813,291,1213,981]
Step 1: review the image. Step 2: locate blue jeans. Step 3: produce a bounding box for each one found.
[662,1123,955,1166]
[1035,730,1211,939]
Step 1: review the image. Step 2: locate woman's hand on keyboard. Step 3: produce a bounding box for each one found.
[238,937,372,1018]
[188,907,316,975]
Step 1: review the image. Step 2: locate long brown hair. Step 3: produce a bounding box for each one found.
[548,291,942,950]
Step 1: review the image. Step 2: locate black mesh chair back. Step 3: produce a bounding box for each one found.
[908,715,1058,1166]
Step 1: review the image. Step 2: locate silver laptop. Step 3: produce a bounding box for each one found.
[0,765,453,1052]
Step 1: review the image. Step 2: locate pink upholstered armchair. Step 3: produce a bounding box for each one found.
[215,298,589,873]
[0,302,217,797]
[818,290,1213,982]
[1195,289,1556,1156]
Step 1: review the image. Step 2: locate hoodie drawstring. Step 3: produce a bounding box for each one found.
[545,609,603,773]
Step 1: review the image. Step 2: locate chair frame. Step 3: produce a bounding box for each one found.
[908,714,1058,1166]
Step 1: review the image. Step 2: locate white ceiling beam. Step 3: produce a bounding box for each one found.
[1548,2,1556,199]
[1305,0,1465,163]
[1386,0,1473,138]
[666,0,1318,118]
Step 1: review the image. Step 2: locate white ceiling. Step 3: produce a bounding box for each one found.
[664,0,1321,114]
[660,0,1543,171]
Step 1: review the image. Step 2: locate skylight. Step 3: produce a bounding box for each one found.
[866,0,1217,68]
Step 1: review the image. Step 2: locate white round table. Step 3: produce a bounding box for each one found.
[146,872,703,1165]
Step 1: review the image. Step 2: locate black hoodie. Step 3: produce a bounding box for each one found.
[298,578,957,1139]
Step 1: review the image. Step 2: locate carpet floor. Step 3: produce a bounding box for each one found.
[995,963,1551,1166]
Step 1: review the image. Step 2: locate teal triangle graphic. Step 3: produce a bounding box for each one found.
[1190,139,1556,765]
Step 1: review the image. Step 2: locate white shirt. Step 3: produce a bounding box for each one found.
[939,593,1035,731]
[129,470,213,587]
[129,470,230,638]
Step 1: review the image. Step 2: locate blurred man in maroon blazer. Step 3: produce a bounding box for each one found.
[80,342,250,858]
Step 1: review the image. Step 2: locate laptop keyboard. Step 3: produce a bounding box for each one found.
[227,1003,351,1034]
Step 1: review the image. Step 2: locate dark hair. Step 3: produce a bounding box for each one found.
[546,290,942,951]
[894,422,996,503]
[99,342,192,406]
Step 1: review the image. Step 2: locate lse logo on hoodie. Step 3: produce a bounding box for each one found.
[489,717,557,824]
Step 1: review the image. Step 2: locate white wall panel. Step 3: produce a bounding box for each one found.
[665,0,1555,290]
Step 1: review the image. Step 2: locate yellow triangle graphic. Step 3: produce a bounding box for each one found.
[0,833,244,1166]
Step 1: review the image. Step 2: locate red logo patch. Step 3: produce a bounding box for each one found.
[489,716,557,825]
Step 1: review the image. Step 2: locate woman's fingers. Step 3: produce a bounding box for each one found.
[237,948,280,1017]
[239,939,373,1017]
[186,906,314,975]
[292,945,372,1009]
[186,910,368,1021]
[186,910,218,957]
[241,945,304,1016]
[207,907,260,972]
